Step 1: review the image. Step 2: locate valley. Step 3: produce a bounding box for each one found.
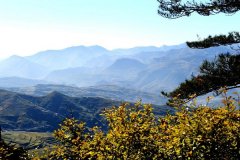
[0,43,237,151]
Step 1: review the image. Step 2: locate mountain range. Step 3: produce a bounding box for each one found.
[3,84,165,105]
[0,43,233,93]
[0,89,173,132]
[0,43,236,132]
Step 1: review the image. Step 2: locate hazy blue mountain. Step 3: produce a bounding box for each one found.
[133,61,196,93]
[0,89,173,132]
[0,77,48,88]
[104,58,146,71]
[0,55,49,79]
[70,46,233,93]
[0,44,235,96]
[44,58,147,86]
[113,43,186,55]
[129,46,235,93]
[0,44,235,133]
[41,45,235,94]
[27,45,110,70]
[44,67,100,86]
[133,45,231,64]
[102,58,147,80]
[3,84,166,105]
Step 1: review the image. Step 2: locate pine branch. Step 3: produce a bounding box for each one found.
[187,32,240,49]
[166,53,240,100]
[158,0,240,19]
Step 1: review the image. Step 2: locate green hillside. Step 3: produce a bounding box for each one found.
[0,89,173,132]
[2,131,54,150]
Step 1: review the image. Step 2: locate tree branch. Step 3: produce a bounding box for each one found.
[158,0,240,19]
[187,32,240,49]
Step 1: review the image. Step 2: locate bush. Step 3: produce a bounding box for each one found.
[38,96,240,159]
[0,140,29,160]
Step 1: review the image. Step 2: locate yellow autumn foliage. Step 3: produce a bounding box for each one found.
[36,94,240,160]
[0,140,29,160]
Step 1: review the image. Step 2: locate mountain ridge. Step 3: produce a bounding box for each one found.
[3,84,165,105]
[0,89,173,132]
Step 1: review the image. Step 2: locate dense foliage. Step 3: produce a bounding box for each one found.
[34,94,240,160]
[158,1,240,102]
[164,53,240,101]
[157,0,240,19]
[187,32,240,49]
[0,139,29,160]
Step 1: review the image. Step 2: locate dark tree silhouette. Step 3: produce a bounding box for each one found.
[0,137,29,160]
[163,53,240,100]
[158,0,240,101]
[187,32,240,49]
[158,0,240,19]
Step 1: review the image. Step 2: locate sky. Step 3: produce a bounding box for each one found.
[0,0,239,59]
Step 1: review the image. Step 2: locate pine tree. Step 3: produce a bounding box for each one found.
[158,0,240,101]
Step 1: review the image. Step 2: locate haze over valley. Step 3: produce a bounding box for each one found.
[0,43,237,132]
[0,43,232,94]
[0,0,238,132]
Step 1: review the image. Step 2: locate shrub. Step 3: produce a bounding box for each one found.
[39,96,240,159]
[0,140,29,160]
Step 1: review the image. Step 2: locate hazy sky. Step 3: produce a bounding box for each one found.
[0,0,239,59]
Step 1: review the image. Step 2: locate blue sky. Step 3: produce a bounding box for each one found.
[0,0,239,59]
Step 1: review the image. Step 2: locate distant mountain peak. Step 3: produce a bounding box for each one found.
[110,58,146,68]
[58,45,108,52]
[9,55,24,59]
[0,88,124,131]
[6,55,26,61]
[46,91,66,98]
